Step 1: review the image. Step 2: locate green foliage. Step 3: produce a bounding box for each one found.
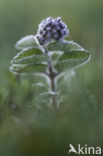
[10,63,47,74]
[15,35,39,50]
[48,40,84,51]
[48,41,90,72]
[1,0,103,155]
[10,31,90,111]
[10,45,49,74]
[32,91,56,106]
[12,50,48,66]
[13,47,42,61]
[10,38,90,75]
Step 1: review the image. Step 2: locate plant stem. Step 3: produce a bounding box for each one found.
[48,59,57,109]
[45,47,57,109]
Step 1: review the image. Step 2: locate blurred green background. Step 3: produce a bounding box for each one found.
[0,0,103,155]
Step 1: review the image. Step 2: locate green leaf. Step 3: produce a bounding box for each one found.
[13,48,42,61]
[32,74,49,90]
[48,40,83,52]
[32,91,56,106]
[48,40,90,72]
[12,54,48,65]
[10,63,47,74]
[11,48,49,66]
[59,50,90,61]
[15,35,39,50]
[55,56,90,73]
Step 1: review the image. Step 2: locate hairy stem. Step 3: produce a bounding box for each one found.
[45,47,57,109]
[48,58,57,109]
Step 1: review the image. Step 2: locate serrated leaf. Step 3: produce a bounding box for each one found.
[12,54,48,65]
[15,35,39,50]
[10,63,47,74]
[12,48,43,63]
[48,40,90,72]
[32,82,48,92]
[32,91,56,106]
[55,56,90,73]
[48,40,83,52]
[59,50,90,61]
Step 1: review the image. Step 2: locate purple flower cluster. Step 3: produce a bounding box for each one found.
[37,17,69,45]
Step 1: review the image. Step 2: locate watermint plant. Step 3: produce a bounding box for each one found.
[10,17,90,109]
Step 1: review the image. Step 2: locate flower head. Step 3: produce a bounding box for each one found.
[37,17,69,45]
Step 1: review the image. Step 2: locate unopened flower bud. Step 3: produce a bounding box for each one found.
[37,17,69,45]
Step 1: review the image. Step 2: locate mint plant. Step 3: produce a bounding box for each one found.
[10,17,90,109]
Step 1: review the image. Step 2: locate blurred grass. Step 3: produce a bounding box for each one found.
[0,0,103,155]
